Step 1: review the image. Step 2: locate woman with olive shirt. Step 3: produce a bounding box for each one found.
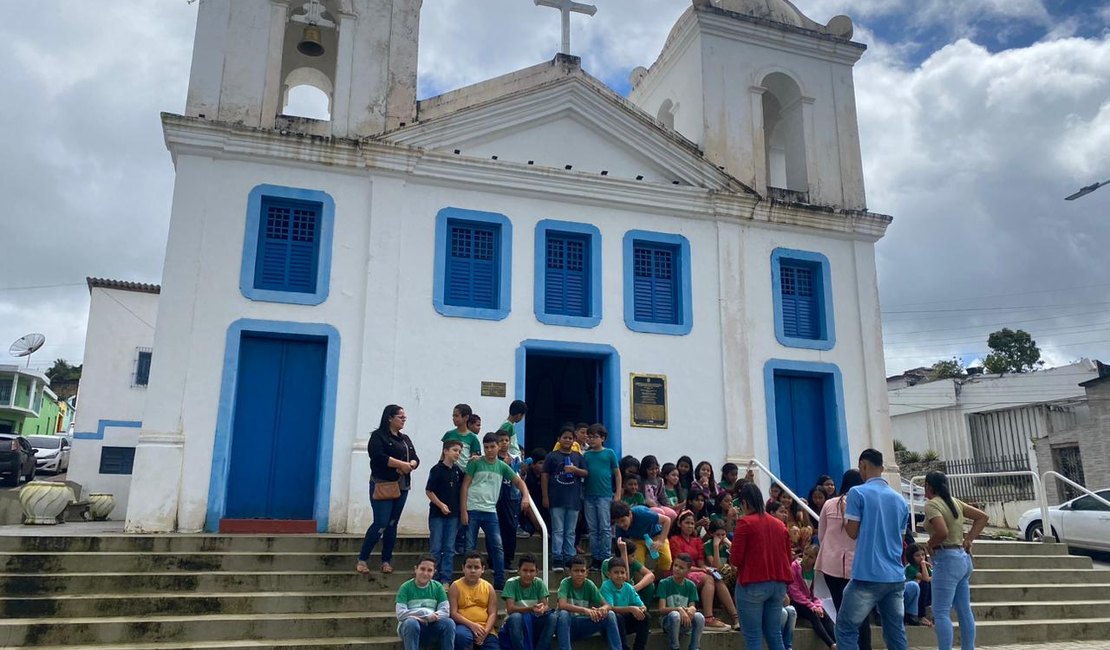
[357,404,419,575]
[923,471,989,650]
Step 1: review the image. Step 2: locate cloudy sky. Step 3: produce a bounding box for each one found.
[0,0,1108,376]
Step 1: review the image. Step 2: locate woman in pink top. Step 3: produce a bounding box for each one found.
[788,544,836,648]
[815,469,871,650]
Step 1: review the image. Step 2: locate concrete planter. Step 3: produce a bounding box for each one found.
[19,481,75,525]
[88,493,117,521]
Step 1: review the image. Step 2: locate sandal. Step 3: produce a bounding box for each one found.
[381,562,394,574]
[705,616,730,629]
[355,560,370,575]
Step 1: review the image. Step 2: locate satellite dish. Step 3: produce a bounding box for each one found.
[9,333,45,367]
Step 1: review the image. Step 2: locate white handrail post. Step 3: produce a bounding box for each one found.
[747,458,820,522]
[524,501,550,588]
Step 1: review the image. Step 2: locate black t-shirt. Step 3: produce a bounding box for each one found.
[425,461,463,518]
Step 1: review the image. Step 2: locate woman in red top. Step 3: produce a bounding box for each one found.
[729,482,793,650]
[668,510,740,629]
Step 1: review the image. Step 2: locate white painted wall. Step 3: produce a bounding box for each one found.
[70,287,158,516]
[125,143,889,534]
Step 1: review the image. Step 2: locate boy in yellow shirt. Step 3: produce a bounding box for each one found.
[449,552,500,649]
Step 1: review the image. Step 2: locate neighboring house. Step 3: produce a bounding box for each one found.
[1035,361,1110,503]
[122,0,896,534]
[69,278,159,516]
[0,366,56,435]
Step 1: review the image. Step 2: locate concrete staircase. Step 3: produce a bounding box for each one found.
[0,534,1107,648]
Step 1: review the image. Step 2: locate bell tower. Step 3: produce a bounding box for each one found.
[184,0,422,138]
[629,0,868,210]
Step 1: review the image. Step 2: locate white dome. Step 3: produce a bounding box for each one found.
[716,0,810,28]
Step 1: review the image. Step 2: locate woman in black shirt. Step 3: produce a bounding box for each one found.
[357,404,419,575]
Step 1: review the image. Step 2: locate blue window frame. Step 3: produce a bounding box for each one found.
[534,220,602,328]
[133,349,152,388]
[433,208,512,320]
[240,184,334,306]
[771,248,835,350]
[622,230,692,335]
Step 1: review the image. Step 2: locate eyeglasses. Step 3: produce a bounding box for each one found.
[585,432,600,438]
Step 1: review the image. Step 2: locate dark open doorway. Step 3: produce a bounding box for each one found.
[524,354,601,453]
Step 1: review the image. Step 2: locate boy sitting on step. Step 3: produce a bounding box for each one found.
[397,554,456,650]
[655,553,705,650]
[601,558,651,650]
[449,552,501,649]
[556,556,622,650]
[500,553,556,650]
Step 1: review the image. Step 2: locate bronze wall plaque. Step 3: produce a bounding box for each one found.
[480,381,507,398]
[630,373,667,428]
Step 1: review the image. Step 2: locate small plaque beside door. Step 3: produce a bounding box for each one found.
[630,373,667,428]
[481,381,507,398]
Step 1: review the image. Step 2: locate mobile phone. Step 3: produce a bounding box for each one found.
[710,569,723,580]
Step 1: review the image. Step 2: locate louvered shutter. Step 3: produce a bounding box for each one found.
[255,199,319,293]
[545,233,588,317]
[780,263,819,339]
[632,243,678,324]
[445,221,499,308]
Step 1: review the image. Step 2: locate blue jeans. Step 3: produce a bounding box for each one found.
[504,611,557,650]
[932,547,975,650]
[550,507,579,565]
[904,580,920,617]
[734,581,787,650]
[359,485,409,563]
[429,516,459,584]
[399,617,456,650]
[556,610,621,650]
[455,623,501,649]
[781,606,796,650]
[835,580,909,650]
[467,510,505,586]
[584,496,613,562]
[661,610,705,650]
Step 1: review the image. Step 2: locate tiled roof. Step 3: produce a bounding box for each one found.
[86,277,161,295]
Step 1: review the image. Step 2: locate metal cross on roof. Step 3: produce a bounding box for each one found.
[534,0,597,56]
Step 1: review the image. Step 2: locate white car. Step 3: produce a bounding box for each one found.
[1017,488,1110,552]
[25,435,70,474]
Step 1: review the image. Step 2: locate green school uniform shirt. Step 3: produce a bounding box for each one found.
[558,577,604,616]
[466,457,517,513]
[498,420,521,460]
[502,576,549,607]
[622,492,646,507]
[442,429,482,471]
[583,447,619,498]
[656,577,699,609]
[396,579,448,612]
[601,579,644,608]
[704,538,729,565]
[601,557,654,602]
[905,564,921,581]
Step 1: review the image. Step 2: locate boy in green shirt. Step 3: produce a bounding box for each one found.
[602,537,656,604]
[461,432,532,589]
[501,553,556,649]
[396,555,455,650]
[601,559,650,650]
[583,423,621,569]
[656,553,705,650]
[444,404,482,556]
[556,556,621,650]
[498,399,527,460]
[621,475,646,506]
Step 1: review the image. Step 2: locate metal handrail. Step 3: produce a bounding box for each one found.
[746,459,821,523]
[1039,471,1110,542]
[522,497,549,588]
[909,471,1047,543]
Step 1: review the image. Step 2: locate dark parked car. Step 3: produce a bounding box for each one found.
[0,434,36,486]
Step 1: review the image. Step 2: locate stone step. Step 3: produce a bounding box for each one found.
[970,540,1070,556]
[970,582,1110,601]
[0,591,384,618]
[966,553,1094,570]
[970,600,1110,621]
[0,534,546,554]
[969,567,1107,585]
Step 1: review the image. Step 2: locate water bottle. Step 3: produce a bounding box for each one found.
[643,534,660,560]
[563,454,574,481]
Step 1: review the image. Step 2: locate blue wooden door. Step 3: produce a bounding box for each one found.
[773,374,828,493]
[225,334,326,520]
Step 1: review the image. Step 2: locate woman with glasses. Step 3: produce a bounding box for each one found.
[357,404,419,575]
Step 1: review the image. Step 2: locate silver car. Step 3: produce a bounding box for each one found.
[1017,488,1110,552]
[26,435,70,474]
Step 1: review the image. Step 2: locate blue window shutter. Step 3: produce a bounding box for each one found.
[255,199,319,293]
[544,233,588,317]
[135,351,152,387]
[632,243,678,324]
[445,221,499,308]
[99,447,136,475]
[781,264,819,339]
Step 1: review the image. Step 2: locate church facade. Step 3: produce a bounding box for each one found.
[124,0,894,534]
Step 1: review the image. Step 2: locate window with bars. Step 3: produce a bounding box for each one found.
[133,348,153,388]
[255,198,320,294]
[445,220,500,309]
[99,446,136,475]
[771,248,834,350]
[545,233,589,317]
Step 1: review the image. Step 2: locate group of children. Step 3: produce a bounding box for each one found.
[397,544,709,650]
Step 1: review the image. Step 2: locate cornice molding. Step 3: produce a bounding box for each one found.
[161,114,891,241]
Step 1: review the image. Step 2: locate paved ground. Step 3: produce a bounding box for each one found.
[846,640,1110,650]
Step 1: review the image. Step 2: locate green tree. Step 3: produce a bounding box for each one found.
[45,358,82,383]
[983,328,1042,374]
[929,358,966,380]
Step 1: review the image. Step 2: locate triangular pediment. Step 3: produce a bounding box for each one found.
[384,64,747,192]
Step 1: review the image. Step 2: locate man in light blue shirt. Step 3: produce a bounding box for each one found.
[836,448,910,650]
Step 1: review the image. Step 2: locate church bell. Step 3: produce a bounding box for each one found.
[297,25,325,57]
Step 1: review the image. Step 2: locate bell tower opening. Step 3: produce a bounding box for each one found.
[761,72,809,195]
[279,1,339,123]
